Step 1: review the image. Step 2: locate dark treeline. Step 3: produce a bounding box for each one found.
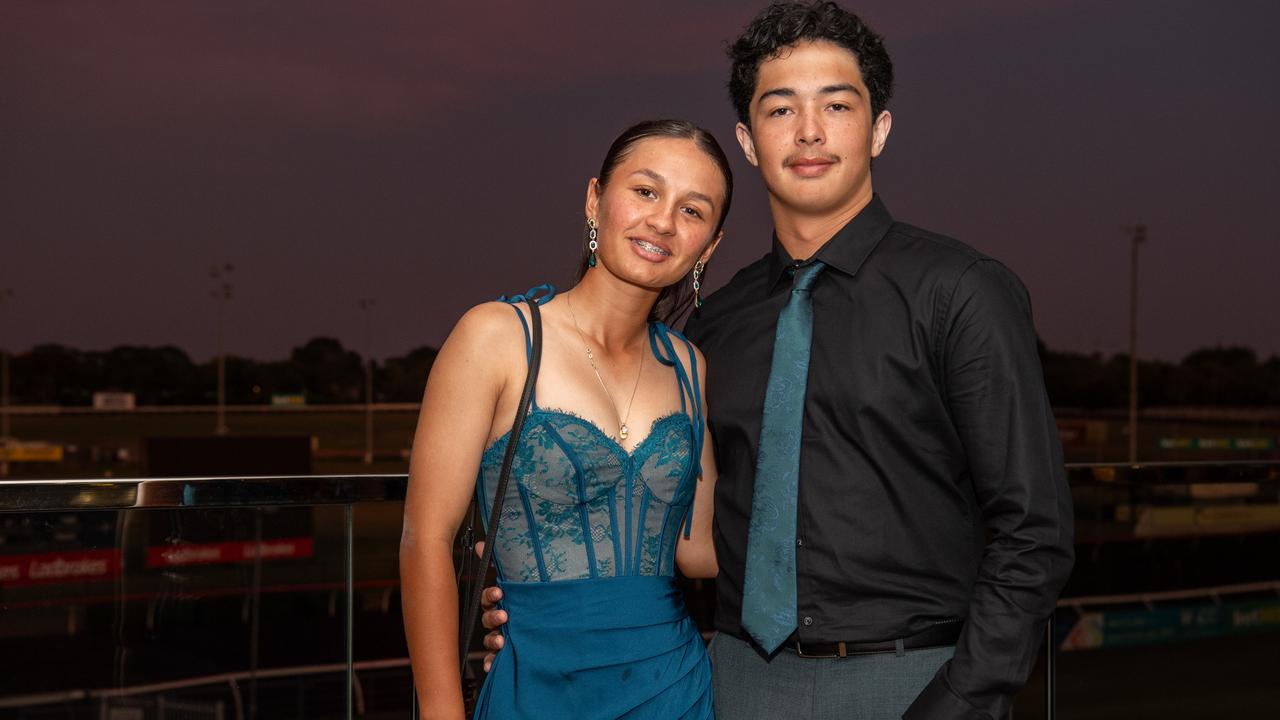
[1039,343,1280,407]
[4,339,1278,407]
[7,338,437,405]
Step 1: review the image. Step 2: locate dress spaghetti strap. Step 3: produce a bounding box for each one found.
[649,322,705,538]
[497,284,556,410]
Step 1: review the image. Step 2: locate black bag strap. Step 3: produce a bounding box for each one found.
[459,298,542,671]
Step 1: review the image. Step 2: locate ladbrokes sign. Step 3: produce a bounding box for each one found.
[0,549,122,586]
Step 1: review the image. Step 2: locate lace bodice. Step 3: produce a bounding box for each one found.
[477,286,704,583]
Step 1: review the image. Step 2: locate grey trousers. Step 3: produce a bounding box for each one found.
[709,632,954,720]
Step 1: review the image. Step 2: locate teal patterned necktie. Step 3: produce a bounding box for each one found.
[742,260,825,654]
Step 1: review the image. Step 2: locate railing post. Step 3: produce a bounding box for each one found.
[1045,612,1056,720]
[227,678,244,720]
[345,503,355,720]
[248,510,263,720]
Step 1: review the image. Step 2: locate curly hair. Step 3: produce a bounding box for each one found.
[728,2,894,127]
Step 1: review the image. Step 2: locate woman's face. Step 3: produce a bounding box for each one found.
[585,137,725,290]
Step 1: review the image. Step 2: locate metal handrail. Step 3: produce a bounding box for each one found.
[0,657,412,712]
[1,460,1276,513]
[1064,459,1280,487]
[0,473,406,513]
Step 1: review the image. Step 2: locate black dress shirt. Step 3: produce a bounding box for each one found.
[684,195,1074,720]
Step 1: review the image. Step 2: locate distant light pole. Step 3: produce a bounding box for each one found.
[0,288,13,478]
[1121,225,1146,464]
[359,298,375,465]
[210,264,234,436]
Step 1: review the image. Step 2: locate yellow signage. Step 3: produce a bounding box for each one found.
[0,443,64,462]
[1135,504,1280,537]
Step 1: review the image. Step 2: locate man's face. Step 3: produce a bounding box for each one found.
[735,40,891,218]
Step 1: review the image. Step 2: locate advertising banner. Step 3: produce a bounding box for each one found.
[146,537,314,567]
[0,549,122,586]
[1060,598,1280,650]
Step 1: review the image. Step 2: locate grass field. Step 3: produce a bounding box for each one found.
[4,408,421,478]
[5,406,1277,480]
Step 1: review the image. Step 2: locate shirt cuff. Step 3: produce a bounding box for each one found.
[902,673,993,720]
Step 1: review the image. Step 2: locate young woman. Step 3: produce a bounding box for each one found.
[401,119,732,719]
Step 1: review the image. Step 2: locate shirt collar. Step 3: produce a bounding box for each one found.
[767,193,894,291]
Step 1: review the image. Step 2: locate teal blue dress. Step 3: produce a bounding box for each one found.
[473,286,713,719]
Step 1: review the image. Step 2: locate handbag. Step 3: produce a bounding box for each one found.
[456,298,542,697]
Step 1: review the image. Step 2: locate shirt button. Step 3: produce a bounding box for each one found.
[802,616,814,627]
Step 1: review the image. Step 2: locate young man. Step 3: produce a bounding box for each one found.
[482,3,1074,718]
[683,3,1074,718]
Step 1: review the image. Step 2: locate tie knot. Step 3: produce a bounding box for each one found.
[789,260,825,293]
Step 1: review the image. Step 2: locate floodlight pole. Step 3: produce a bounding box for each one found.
[0,288,12,478]
[210,264,234,436]
[1121,225,1146,464]
[360,298,375,465]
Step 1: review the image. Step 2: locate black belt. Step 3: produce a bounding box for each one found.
[787,620,963,659]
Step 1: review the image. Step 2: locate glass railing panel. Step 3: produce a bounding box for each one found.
[0,503,351,720]
[1012,461,1280,719]
[0,476,406,720]
[1,507,124,705]
[350,500,412,718]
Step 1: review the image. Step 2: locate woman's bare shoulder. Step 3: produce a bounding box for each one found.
[437,301,529,370]
[453,300,524,337]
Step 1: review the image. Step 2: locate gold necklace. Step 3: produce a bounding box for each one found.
[565,292,645,440]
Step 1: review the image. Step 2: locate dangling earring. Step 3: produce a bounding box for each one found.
[587,218,599,268]
[692,260,705,308]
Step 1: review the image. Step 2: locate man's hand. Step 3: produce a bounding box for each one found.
[473,541,508,672]
[480,586,506,671]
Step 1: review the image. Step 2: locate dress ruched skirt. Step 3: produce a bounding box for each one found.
[474,575,713,719]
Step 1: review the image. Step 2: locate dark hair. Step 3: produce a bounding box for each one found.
[573,119,734,326]
[728,2,894,128]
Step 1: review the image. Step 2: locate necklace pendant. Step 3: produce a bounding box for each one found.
[619,424,630,440]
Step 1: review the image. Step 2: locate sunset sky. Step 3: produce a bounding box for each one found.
[3,0,1278,363]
